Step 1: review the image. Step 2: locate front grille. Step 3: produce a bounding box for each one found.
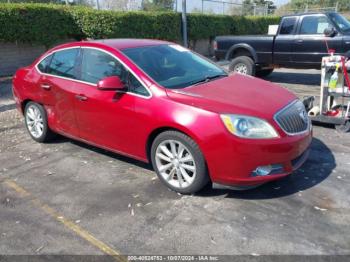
[274,100,309,135]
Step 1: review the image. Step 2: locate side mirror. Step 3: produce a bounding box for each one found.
[97,76,126,91]
[324,27,337,37]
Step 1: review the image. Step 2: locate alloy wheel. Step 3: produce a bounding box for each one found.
[25,104,44,138]
[155,140,196,189]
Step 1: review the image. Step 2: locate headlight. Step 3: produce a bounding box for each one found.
[221,114,279,139]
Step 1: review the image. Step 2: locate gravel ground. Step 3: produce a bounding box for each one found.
[0,69,349,259]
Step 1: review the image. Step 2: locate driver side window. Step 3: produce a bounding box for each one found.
[80,48,124,84]
[300,16,332,35]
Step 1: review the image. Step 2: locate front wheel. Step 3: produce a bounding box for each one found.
[151,131,209,194]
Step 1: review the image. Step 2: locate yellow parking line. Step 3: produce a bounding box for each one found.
[3,179,127,262]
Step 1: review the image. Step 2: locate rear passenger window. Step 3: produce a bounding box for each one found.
[280,17,296,35]
[37,55,53,73]
[47,48,79,79]
[80,48,124,84]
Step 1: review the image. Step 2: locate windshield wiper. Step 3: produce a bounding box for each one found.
[190,74,228,86]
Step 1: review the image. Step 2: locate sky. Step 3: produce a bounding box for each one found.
[98,0,291,12]
[173,0,290,12]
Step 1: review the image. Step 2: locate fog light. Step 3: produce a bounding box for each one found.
[251,164,284,177]
[254,166,272,176]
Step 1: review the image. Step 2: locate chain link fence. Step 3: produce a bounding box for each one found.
[1,0,347,17]
[275,5,339,16]
[175,0,272,16]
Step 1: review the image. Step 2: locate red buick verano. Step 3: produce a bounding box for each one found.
[12,39,312,193]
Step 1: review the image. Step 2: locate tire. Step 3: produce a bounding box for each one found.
[151,131,209,194]
[335,121,350,133]
[24,102,55,143]
[229,56,255,76]
[255,68,274,78]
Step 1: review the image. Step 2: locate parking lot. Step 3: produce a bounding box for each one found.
[0,69,350,258]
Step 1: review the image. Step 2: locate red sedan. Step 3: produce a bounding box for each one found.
[12,39,312,194]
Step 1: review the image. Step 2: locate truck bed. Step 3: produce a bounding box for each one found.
[215,35,275,65]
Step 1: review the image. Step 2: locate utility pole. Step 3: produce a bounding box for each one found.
[182,0,188,48]
[96,0,100,10]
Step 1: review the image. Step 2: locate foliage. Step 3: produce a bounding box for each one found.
[241,0,276,15]
[187,13,280,39]
[0,0,62,2]
[142,0,175,11]
[0,3,280,47]
[0,4,81,46]
[280,0,350,12]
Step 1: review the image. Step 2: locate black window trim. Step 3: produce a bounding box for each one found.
[35,46,152,99]
[278,16,298,35]
[47,47,80,80]
[35,47,89,83]
[37,54,54,74]
[80,47,152,98]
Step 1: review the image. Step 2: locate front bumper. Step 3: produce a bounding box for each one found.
[205,130,312,187]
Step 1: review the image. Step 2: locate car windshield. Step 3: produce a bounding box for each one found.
[122,44,227,89]
[329,13,350,32]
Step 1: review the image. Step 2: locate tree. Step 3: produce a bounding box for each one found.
[102,0,128,10]
[241,0,276,15]
[142,0,175,11]
[279,0,350,12]
[242,0,253,15]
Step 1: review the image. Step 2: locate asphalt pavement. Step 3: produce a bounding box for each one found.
[0,69,349,258]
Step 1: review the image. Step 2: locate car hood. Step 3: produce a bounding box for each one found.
[166,73,297,120]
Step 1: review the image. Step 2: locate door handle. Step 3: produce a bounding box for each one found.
[40,84,51,90]
[75,94,88,101]
[295,39,303,43]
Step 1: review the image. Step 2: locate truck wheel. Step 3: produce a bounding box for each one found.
[335,121,350,133]
[229,56,255,76]
[255,68,274,78]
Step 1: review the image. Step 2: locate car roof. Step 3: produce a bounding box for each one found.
[49,38,174,54]
[86,38,173,50]
[282,11,335,18]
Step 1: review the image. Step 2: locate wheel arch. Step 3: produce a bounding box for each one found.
[21,99,33,114]
[225,44,257,62]
[145,126,203,165]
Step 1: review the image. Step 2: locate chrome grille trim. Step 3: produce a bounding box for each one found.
[274,100,310,136]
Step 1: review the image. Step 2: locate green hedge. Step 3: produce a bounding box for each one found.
[187,14,279,40]
[0,3,280,47]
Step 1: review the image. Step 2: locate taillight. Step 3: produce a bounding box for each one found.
[213,40,218,50]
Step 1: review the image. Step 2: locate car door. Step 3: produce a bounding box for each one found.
[274,16,298,66]
[292,14,343,67]
[73,47,152,156]
[36,47,80,137]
